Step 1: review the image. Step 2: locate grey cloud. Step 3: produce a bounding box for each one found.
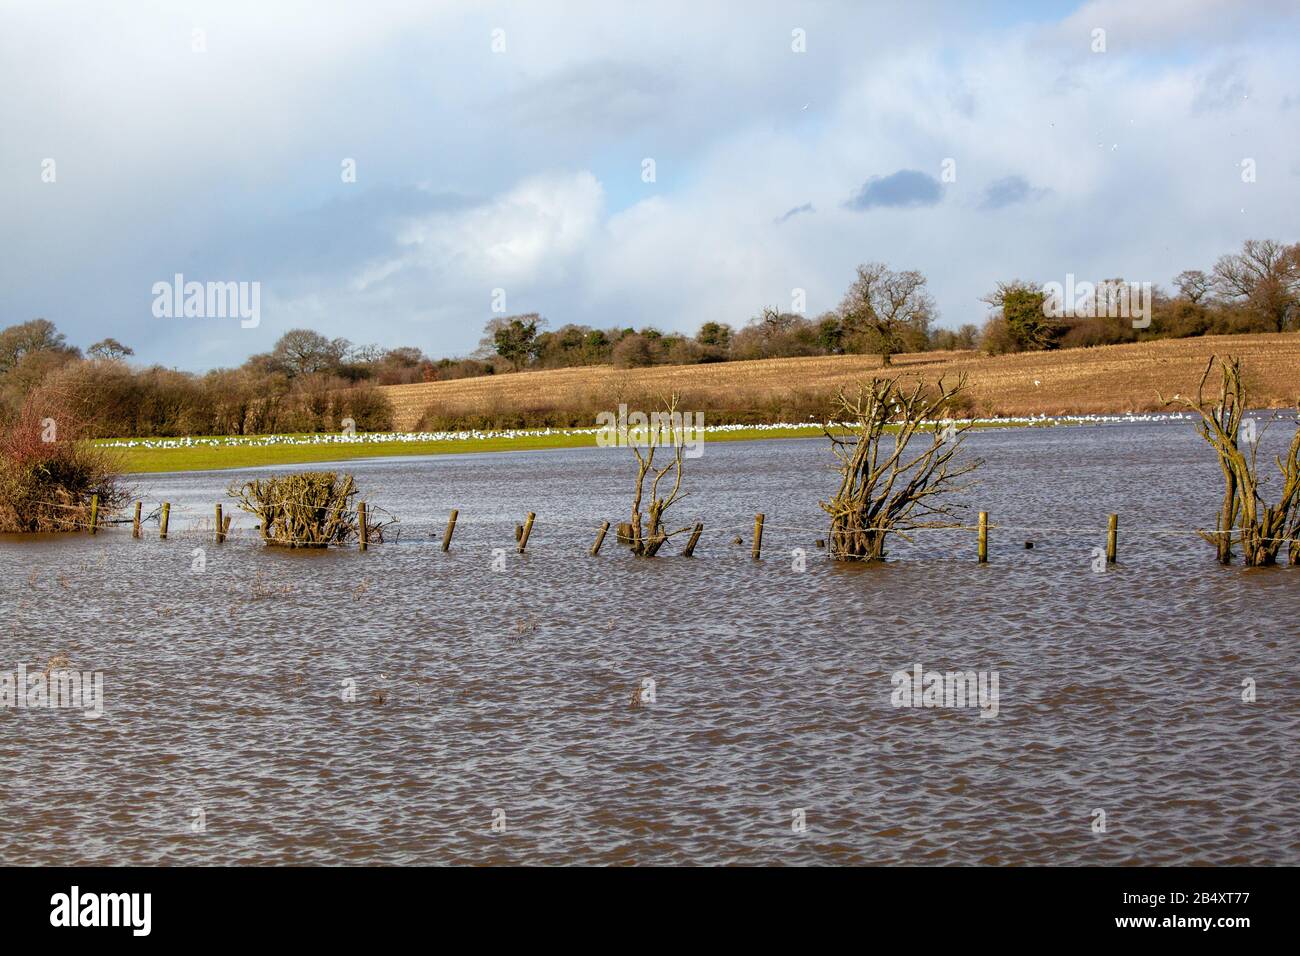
[774,202,814,224]
[843,170,942,210]
[980,175,1047,210]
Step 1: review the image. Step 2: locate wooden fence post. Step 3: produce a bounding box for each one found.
[752,514,765,559]
[683,522,704,557]
[442,509,459,552]
[132,501,142,539]
[215,503,224,543]
[1106,513,1118,564]
[159,502,170,540]
[977,511,988,563]
[517,512,535,553]
[358,502,368,551]
[590,521,610,556]
[88,494,98,535]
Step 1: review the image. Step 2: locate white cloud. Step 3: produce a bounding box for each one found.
[1,0,1297,364]
[1058,0,1293,47]
[398,172,604,283]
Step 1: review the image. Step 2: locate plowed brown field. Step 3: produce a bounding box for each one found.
[381,333,1300,429]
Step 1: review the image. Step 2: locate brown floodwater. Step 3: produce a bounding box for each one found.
[2,422,1298,865]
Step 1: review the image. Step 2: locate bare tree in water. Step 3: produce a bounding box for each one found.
[626,395,693,556]
[821,375,981,561]
[1163,355,1300,565]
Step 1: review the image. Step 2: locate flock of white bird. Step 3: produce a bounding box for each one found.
[95,412,1199,451]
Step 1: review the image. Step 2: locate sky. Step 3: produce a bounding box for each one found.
[2,0,1298,370]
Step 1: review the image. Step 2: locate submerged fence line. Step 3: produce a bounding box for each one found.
[27,496,1300,563]
[31,497,1291,542]
[26,494,1284,540]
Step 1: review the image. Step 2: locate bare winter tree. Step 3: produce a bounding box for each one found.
[86,337,134,360]
[1163,355,1300,565]
[1211,239,1300,332]
[626,395,693,556]
[821,375,981,561]
[1173,269,1214,305]
[837,263,935,366]
[269,329,351,377]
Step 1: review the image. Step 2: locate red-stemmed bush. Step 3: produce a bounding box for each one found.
[0,390,128,532]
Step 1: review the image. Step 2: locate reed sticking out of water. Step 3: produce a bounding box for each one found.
[1163,355,1300,566]
[227,471,392,548]
[822,375,982,562]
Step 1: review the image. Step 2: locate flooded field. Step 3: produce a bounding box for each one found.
[2,423,1298,865]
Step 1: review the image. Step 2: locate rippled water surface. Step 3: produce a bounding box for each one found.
[2,423,1298,865]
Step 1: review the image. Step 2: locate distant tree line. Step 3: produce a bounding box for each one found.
[478,238,1298,368]
[1,237,1294,437]
[0,323,413,438]
[978,239,1300,354]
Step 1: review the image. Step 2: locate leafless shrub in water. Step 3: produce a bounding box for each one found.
[821,375,981,562]
[227,471,394,547]
[1163,355,1300,565]
[626,394,693,557]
